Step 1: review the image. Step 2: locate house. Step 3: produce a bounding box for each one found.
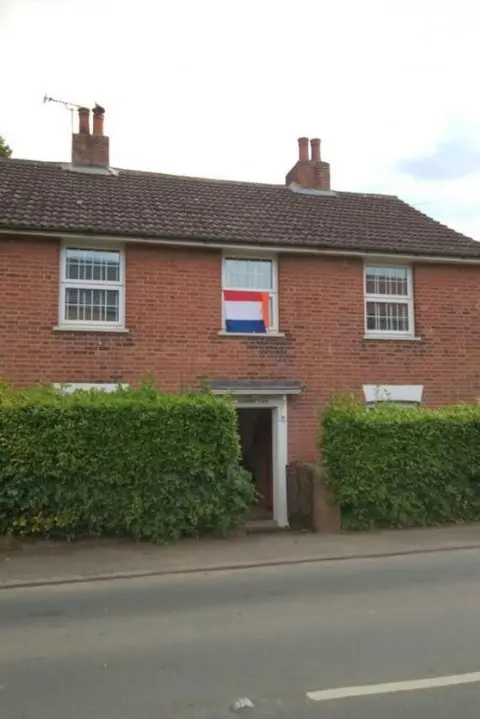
[2,106,480,527]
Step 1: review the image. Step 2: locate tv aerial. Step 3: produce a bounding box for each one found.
[43,95,84,132]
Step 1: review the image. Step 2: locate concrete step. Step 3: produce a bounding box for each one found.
[245,520,287,534]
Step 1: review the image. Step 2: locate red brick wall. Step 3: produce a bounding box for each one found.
[2,234,480,463]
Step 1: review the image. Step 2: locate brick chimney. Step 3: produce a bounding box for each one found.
[285,137,331,191]
[71,104,110,167]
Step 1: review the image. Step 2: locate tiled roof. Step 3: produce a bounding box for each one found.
[1,157,479,258]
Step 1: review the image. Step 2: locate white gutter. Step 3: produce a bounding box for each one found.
[1,228,480,265]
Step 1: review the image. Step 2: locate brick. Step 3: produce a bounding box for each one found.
[2,235,480,462]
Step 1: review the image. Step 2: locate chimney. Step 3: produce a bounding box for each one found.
[285,136,331,191]
[72,104,110,167]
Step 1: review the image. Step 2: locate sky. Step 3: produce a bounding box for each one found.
[1,0,479,240]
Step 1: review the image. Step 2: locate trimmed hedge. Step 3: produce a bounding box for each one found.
[0,385,255,541]
[321,400,480,529]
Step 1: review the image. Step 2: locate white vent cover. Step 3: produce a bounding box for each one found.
[54,383,128,394]
[363,385,424,404]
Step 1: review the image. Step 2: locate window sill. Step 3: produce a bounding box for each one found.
[217,331,285,338]
[363,334,422,342]
[53,325,130,334]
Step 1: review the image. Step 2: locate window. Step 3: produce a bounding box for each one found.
[59,246,125,328]
[364,265,414,337]
[222,256,278,333]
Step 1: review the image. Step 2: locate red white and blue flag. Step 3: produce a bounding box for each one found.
[223,290,270,333]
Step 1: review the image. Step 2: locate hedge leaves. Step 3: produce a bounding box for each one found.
[0,385,255,541]
[321,401,480,529]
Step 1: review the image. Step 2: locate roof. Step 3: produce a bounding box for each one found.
[1,157,479,258]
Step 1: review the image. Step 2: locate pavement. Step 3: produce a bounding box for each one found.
[2,523,480,589]
[2,547,480,718]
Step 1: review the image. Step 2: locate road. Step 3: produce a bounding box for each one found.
[1,548,480,718]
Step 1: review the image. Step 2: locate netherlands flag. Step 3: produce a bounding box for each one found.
[224,290,270,333]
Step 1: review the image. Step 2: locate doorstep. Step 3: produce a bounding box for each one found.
[245,519,287,534]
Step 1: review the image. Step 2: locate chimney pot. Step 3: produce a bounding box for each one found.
[92,104,105,137]
[310,138,321,162]
[78,107,90,134]
[298,137,309,163]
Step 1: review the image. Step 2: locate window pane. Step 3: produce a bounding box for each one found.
[65,249,120,283]
[365,266,408,296]
[366,301,409,332]
[224,259,273,290]
[65,288,119,323]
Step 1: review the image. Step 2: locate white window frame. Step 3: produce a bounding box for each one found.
[59,242,125,330]
[364,263,414,339]
[221,253,279,333]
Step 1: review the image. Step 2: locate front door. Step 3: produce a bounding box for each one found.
[237,407,273,520]
[232,395,288,527]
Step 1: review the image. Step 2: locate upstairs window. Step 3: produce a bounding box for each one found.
[222,256,278,333]
[59,246,125,329]
[364,265,414,338]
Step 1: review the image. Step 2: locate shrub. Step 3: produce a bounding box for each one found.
[320,400,480,529]
[0,385,255,541]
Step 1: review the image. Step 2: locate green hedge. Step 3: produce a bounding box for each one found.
[321,400,480,529]
[0,385,255,541]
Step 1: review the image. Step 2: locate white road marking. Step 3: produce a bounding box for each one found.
[307,671,480,702]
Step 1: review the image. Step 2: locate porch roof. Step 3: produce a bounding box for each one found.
[209,379,302,395]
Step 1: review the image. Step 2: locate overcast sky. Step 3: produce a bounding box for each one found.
[1,0,479,240]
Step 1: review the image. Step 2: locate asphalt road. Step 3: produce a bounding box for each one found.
[1,548,480,718]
